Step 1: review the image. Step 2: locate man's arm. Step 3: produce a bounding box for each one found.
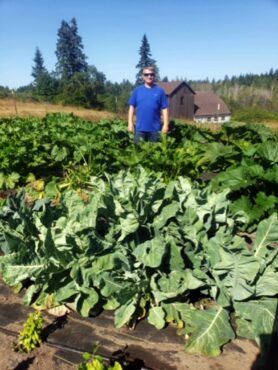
[128,105,135,132]
[161,108,169,133]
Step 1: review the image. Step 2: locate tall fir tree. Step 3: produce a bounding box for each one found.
[55,18,88,80]
[31,47,57,100]
[135,34,160,85]
[31,47,46,81]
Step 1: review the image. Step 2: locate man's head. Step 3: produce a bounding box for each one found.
[143,66,156,85]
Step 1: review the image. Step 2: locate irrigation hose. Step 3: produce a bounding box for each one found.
[0,325,154,370]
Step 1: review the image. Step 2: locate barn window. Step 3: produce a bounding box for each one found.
[180,96,184,105]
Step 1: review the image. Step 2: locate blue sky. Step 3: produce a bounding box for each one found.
[0,0,277,88]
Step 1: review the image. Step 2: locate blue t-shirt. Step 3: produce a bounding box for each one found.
[128,84,169,132]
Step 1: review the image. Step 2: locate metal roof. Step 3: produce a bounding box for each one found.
[194,91,231,116]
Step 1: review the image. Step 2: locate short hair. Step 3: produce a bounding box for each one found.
[143,66,155,74]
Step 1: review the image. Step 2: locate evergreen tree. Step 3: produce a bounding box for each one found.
[135,34,160,85]
[31,47,57,100]
[35,72,58,101]
[58,72,96,108]
[0,85,10,98]
[55,18,88,80]
[31,47,46,81]
[102,79,133,113]
[69,18,88,76]
[88,65,106,95]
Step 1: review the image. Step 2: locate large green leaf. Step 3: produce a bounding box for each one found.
[1,263,44,286]
[51,145,69,161]
[0,230,24,254]
[162,302,194,324]
[153,201,180,229]
[257,141,278,164]
[119,212,139,241]
[114,300,136,328]
[23,284,42,306]
[5,172,20,189]
[78,193,102,230]
[213,248,259,301]
[235,317,256,340]
[185,306,235,356]
[255,265,278,297]
[167,236,185,271]
[92,253,118,274]
[54,281,78,302]
[211,167,248,191]
[132,237,166,268]
[196,142,235,167]
[147,306,165,329]
[234,299,278,345]
[100,273,127,297]
[253,213,278,258]
[211,165,264,191]
[152,270,204,302]
[76,287,99,317]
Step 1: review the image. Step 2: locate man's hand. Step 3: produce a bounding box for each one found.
[162,125,169,134]
[161,108,169,134]
[128,106,135,133]
[128,123,135,132]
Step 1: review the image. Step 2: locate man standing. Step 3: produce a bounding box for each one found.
[128,66,169,144]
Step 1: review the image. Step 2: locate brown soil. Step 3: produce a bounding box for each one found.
[0,329,263,370]
[0,287,76,369]
[0,331,75,370]
[0,280,265,370]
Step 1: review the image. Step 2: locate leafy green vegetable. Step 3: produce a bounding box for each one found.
[253,213,278,259]
[235,299,277,346]
[148,306,165,329]
[14,311,44,353]
[0,168,277,357]
[184,306,235,357]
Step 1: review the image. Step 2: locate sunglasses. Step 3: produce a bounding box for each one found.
[143,73,155,77]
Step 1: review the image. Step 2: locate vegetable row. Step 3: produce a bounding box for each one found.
[0,168,277,356]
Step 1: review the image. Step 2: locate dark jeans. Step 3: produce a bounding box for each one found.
[134,131,161,144]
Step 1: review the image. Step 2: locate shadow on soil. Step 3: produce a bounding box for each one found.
[13,357,35,370]
[41,314,68,342]
[44,315,150,369]
[110,347,150,370]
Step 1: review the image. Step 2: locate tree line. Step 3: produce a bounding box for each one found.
[0,17,277,115]
[0,18,161,113]
[189,70,278,113]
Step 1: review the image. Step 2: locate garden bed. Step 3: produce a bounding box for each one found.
[0,280,263,370]
[0,115,277,369]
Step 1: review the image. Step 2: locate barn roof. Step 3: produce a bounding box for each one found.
[157,81,195,96]
[194,91,231,116]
